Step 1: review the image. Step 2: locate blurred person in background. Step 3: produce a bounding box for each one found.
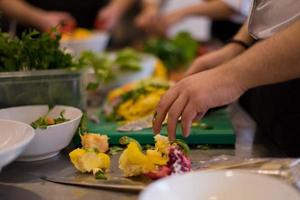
[135,0,250,42]
[0,0,135,35]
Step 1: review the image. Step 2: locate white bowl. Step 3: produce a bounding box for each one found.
[0,105,83,161]
[139,170,300,200]
[86,53,156,89]
[0,119,35,170]
[60,31,110,57]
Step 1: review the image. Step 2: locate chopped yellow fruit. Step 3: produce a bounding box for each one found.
[146,149,168,165]
[154,134,170,155]
[117,89,166,121]
[69,148,110,173]
[80,134,109,153]
[119,142,155,177]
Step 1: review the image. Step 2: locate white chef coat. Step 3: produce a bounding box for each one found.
[248,0,300,39]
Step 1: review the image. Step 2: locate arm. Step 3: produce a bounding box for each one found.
[135,0,161,30]
[222,19,300,91]
[96,0,135,30]
[185,23,254,76]
[153,20,300,139]
[162,0,237,27]
[0,0,75,32]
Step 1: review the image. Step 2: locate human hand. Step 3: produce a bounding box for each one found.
[153,68,245,140]
[185,44,246,76]
[37,11,76,32]
[95,5,123,30]
[160,10,186,29]
[135,6,165,35]
[135,7,158,29]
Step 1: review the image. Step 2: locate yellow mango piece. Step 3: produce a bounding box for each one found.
[146,149,168,165]
[119,142,154,177]
[80,134,109,153]
[69,148,110,173]
[154,134,170,154]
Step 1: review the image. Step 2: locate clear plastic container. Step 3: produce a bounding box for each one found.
[0,69,87,110]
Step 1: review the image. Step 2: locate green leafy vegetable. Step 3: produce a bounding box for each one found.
[31,109,70,129]
[78,48,143,90]
[144,32,198,71]
[95,170,107,180]
[109,146,123,155]
[115,48,141,71]
[0,29,80,72]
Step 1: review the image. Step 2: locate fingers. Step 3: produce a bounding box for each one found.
[167,95,188,140]
[181,102,207,137]
[153,89,178,135]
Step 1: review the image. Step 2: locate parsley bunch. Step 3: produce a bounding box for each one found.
[0,29,78,72]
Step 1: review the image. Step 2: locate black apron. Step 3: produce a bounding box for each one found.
[240,78,300,157]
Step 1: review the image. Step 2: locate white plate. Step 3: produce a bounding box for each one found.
[0,119,35,170]
[0,105,82,161]
[139,170,300,200]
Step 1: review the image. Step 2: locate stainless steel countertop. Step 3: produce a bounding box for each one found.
[0,104,272,200]
[0,148,237,200]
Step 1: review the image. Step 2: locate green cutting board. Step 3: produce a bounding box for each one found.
[87,109,235,145]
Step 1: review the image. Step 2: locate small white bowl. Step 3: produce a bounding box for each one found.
[0,119,35,170]
[0,105,83,161]
[60,31,110,57]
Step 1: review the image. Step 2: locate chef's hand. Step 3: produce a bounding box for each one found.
[135,7,157,30]
[135,6,165,35]
[160,10,186,29]
[95,5,122,30]
[185,44,246,76]
[153,67,245,140]
[37,11,76,32]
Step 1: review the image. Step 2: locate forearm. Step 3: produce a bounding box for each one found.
[141,0,160,13]
[108,0,135,14]
[219,20,300,91]
[177,0,236,20]
[0,0,45,27]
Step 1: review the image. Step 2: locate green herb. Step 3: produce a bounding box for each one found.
[192,122,213,129]
[144,32,198,71]
[31,109,70,129]
[95,170,107,180]
[115,48,141,71]
[80,51,114,86]
[173,139,190,155]
[196,144,211,150]
[109,146,123,155]
[0,28,80,72]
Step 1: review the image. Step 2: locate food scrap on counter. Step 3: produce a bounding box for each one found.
[119,135,191,179]
[69,133,110,179]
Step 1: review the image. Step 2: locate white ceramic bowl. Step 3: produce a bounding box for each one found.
[0,119,35,170]
[0,105,83,161]
[139,170,300,200]
[60,31,110,57]
[86,53,156,89]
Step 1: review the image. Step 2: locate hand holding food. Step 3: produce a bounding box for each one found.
[37,11,76,32]
[153,69,245,139]
[96,5,122,30]
[119,135,191,179]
